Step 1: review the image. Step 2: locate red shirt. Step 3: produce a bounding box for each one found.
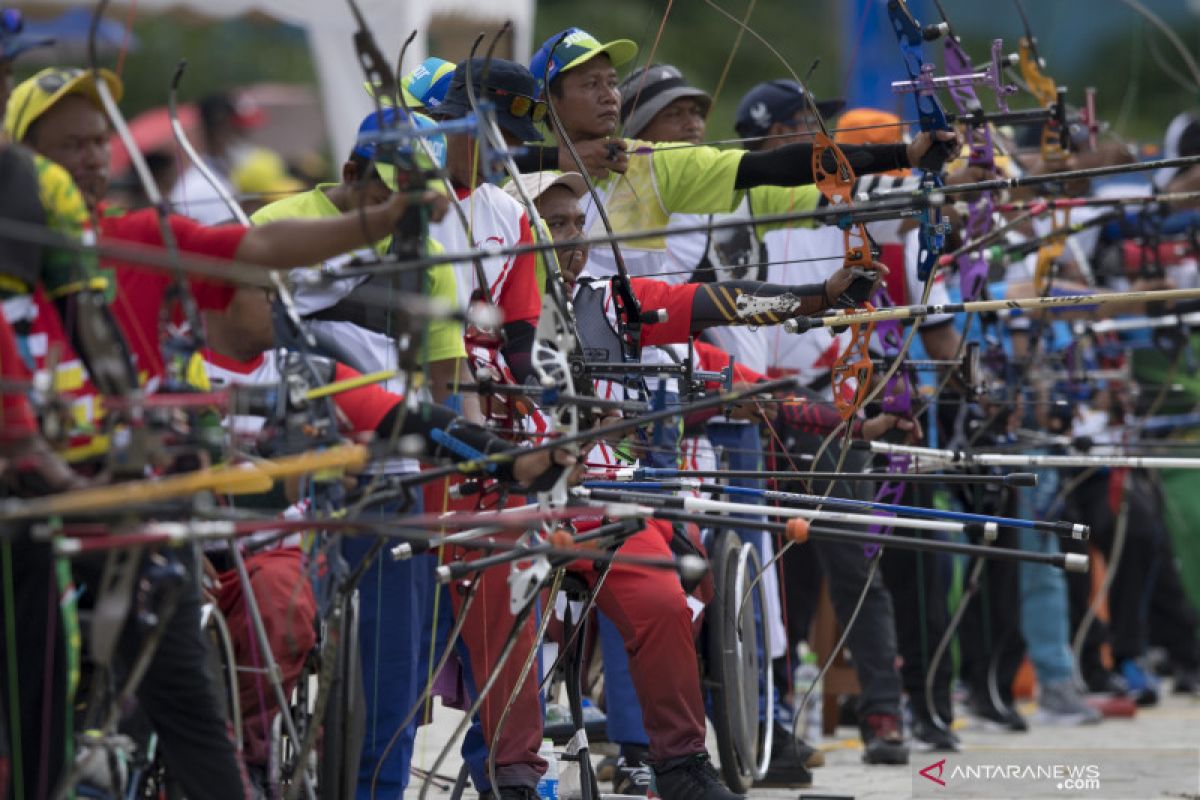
[630,278,699,346]
[101,206,247,382]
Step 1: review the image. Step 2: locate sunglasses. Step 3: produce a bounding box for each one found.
[489,87,547,124]
[36,67,87,94]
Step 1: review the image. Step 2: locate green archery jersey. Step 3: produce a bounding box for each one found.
[582,138,745,278]
[747,183,822,236]
[251,184,465,364]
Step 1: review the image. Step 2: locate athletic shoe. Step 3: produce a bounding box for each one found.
[1033,680,1102,725]
[652,754,743,800]
[614,746,653,796]
[1172,667,1200,697]
[966,693,1028,732]
[1086,694,1138,718]
[911,716,961,752]
[1119,659,1160,707]
[860,713,910,765]
[753,732,814,788]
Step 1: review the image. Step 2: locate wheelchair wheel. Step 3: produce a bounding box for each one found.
[270,587,364,799]
[318,588,365,798]
[704,530,773,793]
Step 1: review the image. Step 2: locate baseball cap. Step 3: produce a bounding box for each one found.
[618,64,711,139]
[530,27,637,98]
[232,148,305,199]
[835,108,909,177]
[1154,112,1200,191]
[352,106,445,191]
[436,58,545,144]
[364,57,457,110]
[0,8,54,62]
[5,66,124,143]
[734,80,845,140]
[502,170,588,205]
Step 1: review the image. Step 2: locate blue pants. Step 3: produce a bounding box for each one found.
[1017,467,1074,686]
[344,495,489,799]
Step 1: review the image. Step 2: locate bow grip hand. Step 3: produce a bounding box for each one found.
[909,129,960,173]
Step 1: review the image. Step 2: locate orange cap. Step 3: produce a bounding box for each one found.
[835,108,910,177]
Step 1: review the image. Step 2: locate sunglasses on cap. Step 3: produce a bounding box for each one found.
[488,87,547,124]
[35,67,89,94]
[2,8,24,35]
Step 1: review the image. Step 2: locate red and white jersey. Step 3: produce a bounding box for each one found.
[429,183,540,327]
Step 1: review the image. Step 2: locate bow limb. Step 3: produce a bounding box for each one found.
[1116,0,1200,93]
[167,59,314,353]
[89,0,199,388]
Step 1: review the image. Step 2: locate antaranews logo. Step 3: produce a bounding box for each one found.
[917,757,1101,793]
[919,759,946,787]
[914,748,1197,798]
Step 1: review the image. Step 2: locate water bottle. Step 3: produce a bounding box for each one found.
[794,647,823,743]
[536,738,560,800]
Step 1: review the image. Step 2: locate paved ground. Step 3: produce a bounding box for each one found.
[410,690,1200,800]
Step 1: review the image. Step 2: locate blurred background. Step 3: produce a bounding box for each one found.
[11,0,1200,192]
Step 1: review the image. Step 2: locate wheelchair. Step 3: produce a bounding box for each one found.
[699,526,774,794]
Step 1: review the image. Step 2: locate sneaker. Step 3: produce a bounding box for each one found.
[753,733,814,788]
[1086,694,1137,718]
[1172,667,1200,697]
[614,747,653,796]
[860,713,909,765]
[1033,680,1102,725]
[966,693,1028,732]
[652,753,742,800]
[1084,669,1129,696]
[911,716,961,752]
[768,723,824,768]
[1119,659,1160,707]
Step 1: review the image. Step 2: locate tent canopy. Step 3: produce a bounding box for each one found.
[48,0,534,163]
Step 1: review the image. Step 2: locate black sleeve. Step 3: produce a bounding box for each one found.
[691,279,828,329]
[513,146,560,174]
[500,319,536,386]
[373,401,519,483]
[734,142,910,190]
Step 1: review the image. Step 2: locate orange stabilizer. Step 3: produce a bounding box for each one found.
[785,518,810,544]
[548,528,575,550]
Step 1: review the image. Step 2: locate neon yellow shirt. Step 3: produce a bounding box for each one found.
[596,139,745,249]
[251,184,465,363]
[747,183,822,236]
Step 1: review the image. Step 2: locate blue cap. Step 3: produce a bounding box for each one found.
[529,27,637,99]
[437,58,544,143]
[0,8,54,61]
[403,57,456,109]
[734,80,845,139]
[353,107,445,190]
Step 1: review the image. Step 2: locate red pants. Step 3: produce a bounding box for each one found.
[449,513,706,780]
[218,547,317,766]
[578,519,707,761]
